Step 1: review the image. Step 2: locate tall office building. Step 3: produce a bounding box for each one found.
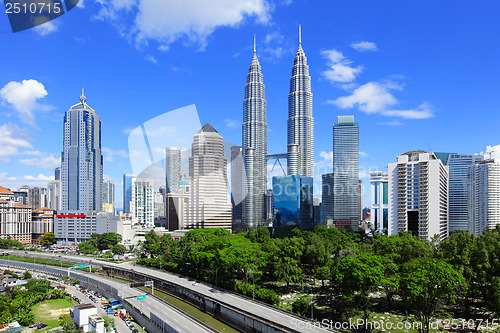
[185,124,232,230]
[468,160,500,236]
[287,26,314,177]
[332,116,359,230]
[272,175,313,230]
[61,91,103,211]
[242,38,267,230]
[130,177,154,227]
[447,154,483,232]
[123,174,135,213]
[321,173,334,226]
[370,171,389,234]
[231,146,244,231]
[55,167,61,181]
[48,180,62,211]
[102,179,115,207]
[388,151,449,241]
[28,187,48,210]
[165,147,181,194]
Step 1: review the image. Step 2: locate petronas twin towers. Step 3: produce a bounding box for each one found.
[242,27,314,229]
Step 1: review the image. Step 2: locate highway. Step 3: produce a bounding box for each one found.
[0,259,215,333]
[4,250,339,333]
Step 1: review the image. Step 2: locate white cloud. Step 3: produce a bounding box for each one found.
[319,151,333,162]
[96,0,271,50]
[330,81,397,113]
[23,174,54,181]
[0,172,16,181]
[321,50,363,83]
[33,21,59,36]
[331,81,434,120]
[378,120,406,126]
[145,55,157,64]
[20,150,45,156]
[382,102,434,119]
[19,154,61,169]
[350,41,378,52]
[0,79,48,126]
[224,119,240,129]
[0,123,34,157]
[102,147,129,162]
[359,151,368,157]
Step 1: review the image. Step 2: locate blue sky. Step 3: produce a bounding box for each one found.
[1,0,499,210]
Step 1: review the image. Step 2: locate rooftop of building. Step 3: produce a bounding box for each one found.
[198,123,218,134]
[14,203,30,208]
[33,207,52,212]
[74,303,96,310]
[0,186,13,194]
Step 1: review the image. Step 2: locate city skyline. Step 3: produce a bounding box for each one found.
[1,1,499,211]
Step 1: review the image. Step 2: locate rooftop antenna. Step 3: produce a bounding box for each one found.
[253,34,256,54]
[299,24,302,44]
[80,87,86,105]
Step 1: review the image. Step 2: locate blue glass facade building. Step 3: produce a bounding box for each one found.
[272,175,313,230]
[123,174,134,213]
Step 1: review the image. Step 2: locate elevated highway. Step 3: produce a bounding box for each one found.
[2,250,341,333]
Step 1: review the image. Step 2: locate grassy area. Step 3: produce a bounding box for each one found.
[0,255,73,268]
[32,297,75,327]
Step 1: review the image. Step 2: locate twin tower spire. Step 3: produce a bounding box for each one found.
[242,25,314,230]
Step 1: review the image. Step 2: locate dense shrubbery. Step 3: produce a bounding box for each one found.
[137,226,500,333]
[0,275,66,326]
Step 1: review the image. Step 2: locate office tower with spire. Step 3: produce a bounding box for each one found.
[61,90,103,211]
[242,36,268,230]
[287,25,314,177]
[165,147,181,194]
[185,124,232,230]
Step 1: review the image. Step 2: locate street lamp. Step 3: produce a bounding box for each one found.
[252,273,254,300]
[310,289,313,320]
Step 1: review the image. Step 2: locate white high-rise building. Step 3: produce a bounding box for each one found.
[102,179,115,208]
[370,171,389,234]
[287,26,314,178]
[242,38,267,230]
[388,151,449,241]
[61,91,103,211]
[48,180,62,211]
[130,178,154,228]
[28,187,48,210]
[185,124,232,230]
[468,160,500,236]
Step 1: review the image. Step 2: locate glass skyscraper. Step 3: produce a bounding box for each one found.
[123,174,134,213]
[272,175,313,230]
[447,154,483,232]
[61,91,102,211]
[242,38,267,230]
[165,147,181,194]
[287,26,314,178]
[332,116,359,230]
